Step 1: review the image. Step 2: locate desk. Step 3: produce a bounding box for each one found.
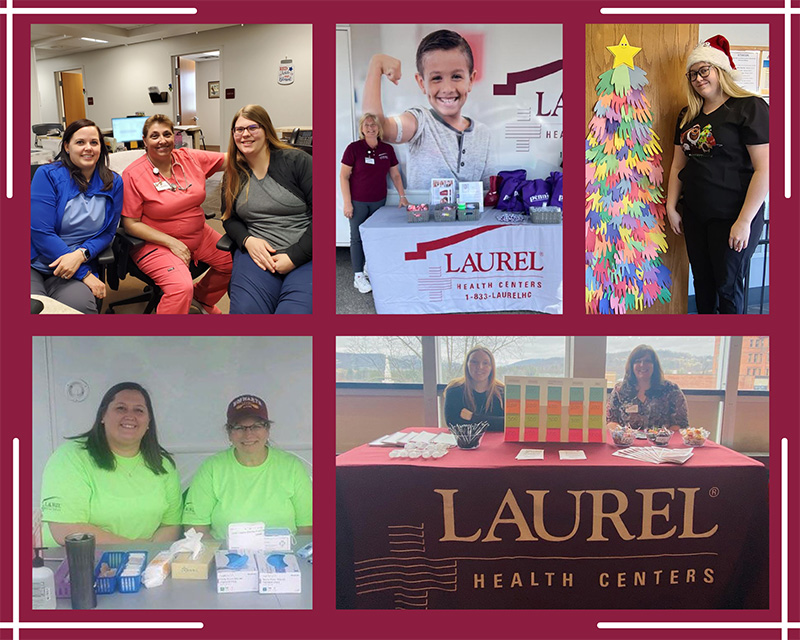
[337,431,767,609]
[31,294,83,315]
[45,536,312,609]
[174,125,202,149]
[359,207,562,314]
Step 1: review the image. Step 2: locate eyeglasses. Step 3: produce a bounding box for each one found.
[228,423,268,433]
[686,66,713,82]
[233,124,261,137]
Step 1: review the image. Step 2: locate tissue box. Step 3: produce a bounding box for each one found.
[257,552,302,594]
[172,540,221,580]
[228,522,265,551]
[215,550,259,593]
[264,528,293,552]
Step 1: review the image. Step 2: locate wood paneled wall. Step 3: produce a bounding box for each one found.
[586,24,699,314]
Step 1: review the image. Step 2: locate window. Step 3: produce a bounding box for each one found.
[336,336,568,385]
[606,336,721,389]
[436,336,566,384]
[336,336,423,383]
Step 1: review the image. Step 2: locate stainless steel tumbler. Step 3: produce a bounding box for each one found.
[64,533,97,609]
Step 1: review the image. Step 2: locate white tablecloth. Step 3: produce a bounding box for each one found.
[360,207,562,314]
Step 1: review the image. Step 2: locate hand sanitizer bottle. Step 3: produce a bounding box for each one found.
[32,547,57,609]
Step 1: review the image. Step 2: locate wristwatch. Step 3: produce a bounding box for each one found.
[78,247,90,261]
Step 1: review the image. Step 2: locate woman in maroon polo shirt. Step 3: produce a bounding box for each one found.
[339,113,408,294]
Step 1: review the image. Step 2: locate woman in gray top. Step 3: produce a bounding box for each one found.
[221,105,312,313]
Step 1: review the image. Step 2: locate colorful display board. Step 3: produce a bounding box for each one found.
[504,376,606,442]
[585,35,672,314]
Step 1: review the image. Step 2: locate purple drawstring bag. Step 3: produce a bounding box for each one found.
[546,171,563,208]
[496,169,527,212]
[522,179,550,210]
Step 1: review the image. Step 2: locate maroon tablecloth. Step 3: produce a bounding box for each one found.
[336,429,768,609]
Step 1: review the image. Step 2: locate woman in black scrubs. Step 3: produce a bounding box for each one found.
[666,35,769,314]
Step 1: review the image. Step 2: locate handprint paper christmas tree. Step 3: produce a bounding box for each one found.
[585,35,672,314]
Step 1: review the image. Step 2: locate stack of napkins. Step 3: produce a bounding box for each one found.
[612,447,694,465]
[369,431,456,447]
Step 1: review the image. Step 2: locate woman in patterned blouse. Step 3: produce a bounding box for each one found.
[606,345,689,431]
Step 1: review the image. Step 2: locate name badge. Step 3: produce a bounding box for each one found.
[365,157,375,165]
[625,404,639,414]
[154,180,172,192]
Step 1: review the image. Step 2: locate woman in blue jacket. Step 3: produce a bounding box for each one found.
[31,119,123,313]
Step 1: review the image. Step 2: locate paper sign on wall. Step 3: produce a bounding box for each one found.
[504,376,606,443]
[279,58,294,85]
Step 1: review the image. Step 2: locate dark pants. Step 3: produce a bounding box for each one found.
[683,205,765,314]
[349,199,386,273]
[31,268,98,314]
[229,252,312,314]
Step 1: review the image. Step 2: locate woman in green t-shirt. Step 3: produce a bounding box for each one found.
[40,382,182,546]
[182,394,312,542]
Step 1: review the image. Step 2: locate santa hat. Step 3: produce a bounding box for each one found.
[686,34,741,81]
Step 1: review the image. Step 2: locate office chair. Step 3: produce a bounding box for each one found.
[94,244,115,312]
[104,229,210,314]
[32,123,64,147]
[289,128,312,155]
[216,234,235,253]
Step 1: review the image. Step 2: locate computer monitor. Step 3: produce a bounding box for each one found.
[111,116,148,144]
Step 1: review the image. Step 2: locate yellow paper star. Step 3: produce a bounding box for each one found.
[607,35,641,70]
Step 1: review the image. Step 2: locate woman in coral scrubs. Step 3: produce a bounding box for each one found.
[121,115,232,314]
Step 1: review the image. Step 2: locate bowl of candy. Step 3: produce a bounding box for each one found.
[608,425,635,447]
[680,427,709,447]
[646,427,672,447]
[406,203,430,223]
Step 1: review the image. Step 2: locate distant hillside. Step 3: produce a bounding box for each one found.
[337,348,714,383]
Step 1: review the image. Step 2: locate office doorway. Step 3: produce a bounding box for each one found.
[174,55,197,126]
[171,49,222,150]
[56,69,86,126]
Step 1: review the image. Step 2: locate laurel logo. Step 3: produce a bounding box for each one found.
[41,496,61,512]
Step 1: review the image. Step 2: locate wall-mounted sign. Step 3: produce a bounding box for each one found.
[279,58,294,85]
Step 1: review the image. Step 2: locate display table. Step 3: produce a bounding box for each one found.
[45,535,312,609]
[359,207,562,314]
[337,431,767,609]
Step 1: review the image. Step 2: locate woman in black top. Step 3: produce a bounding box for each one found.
[606,345,689,432]
[221,104,312,314]
[666,35,769,314]
[444,346,505,432]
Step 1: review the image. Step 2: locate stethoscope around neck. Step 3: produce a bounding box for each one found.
[147,153,192,192]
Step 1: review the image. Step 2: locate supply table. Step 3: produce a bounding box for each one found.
[336,431,767,609]
[359,207,562,314]
[46,535,312,609]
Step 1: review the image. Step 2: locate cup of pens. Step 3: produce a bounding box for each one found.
[447,421,490,450]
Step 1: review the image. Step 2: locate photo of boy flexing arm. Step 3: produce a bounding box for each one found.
[362,29,495,191]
